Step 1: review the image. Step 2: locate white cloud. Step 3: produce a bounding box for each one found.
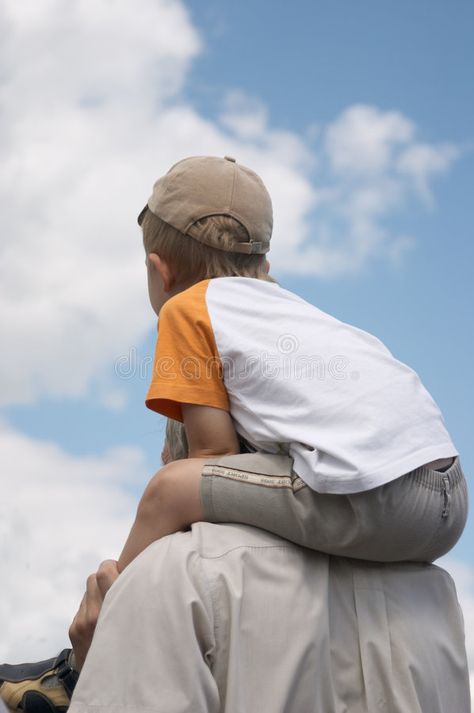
[97,388,129,413]
[397,142,460,205]
[290,104,460,277]
[220,91,269,140]
[0,0,200,107]
[325,104,414,176]
[0,423,147,662]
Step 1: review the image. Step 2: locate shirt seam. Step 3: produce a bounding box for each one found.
[193,554,219,672]
[199,543,298,561]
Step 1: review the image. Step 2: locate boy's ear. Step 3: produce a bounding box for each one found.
[148,253,175,292]
[265,259,270,274]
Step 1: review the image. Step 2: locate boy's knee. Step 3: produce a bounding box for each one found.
[137,459,203,528]
[138,462,181,518]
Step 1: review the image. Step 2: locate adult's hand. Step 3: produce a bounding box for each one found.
[69,560,119,671]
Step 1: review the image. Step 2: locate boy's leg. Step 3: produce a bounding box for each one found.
[200,452,468,562]
[117,458,206,572]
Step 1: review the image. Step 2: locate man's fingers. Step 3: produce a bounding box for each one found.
[86,572,103,618]
[96,559,120,598]
[69,592,86,640]
[68,573,104,671]
[68,562,120,671]
[70,575,102,638]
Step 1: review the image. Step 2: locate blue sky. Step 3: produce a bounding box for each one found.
[186,0,473,137]
[1,0,473,686]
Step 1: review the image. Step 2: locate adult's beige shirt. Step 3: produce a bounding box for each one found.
[69,523,470,713]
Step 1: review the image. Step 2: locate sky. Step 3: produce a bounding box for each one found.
[1,0,473,695]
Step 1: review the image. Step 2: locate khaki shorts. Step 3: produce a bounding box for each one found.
[201,453,468,562]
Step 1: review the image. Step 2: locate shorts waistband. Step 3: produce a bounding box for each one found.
[408,456,465,491]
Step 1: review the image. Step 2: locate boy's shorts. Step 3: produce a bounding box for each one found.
[200,453,468,562]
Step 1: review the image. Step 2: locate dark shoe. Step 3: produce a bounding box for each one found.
[0,649,77,712]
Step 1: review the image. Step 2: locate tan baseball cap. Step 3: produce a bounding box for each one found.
[137,155,272,254]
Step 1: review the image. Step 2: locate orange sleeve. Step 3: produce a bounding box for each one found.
[145,280,230,422]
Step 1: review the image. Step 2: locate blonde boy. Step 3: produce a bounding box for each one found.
[118,154,466,571]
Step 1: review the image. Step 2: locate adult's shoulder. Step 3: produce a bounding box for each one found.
[190,521,299,557]
[83,524,469,713]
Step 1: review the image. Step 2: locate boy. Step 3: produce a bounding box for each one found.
[119,154,466,567]
[0,155,467,712]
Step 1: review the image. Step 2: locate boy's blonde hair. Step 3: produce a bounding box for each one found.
[141,209,279,289]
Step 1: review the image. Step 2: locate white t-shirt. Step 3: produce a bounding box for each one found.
[146,276,457,493]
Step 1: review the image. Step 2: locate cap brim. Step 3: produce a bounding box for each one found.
[137,204,148,226]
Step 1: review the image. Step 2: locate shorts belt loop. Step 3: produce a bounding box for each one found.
[442,475,451,518]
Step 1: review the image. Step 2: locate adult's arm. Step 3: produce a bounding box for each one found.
[68,535,220,713]
[69,561,119,671]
